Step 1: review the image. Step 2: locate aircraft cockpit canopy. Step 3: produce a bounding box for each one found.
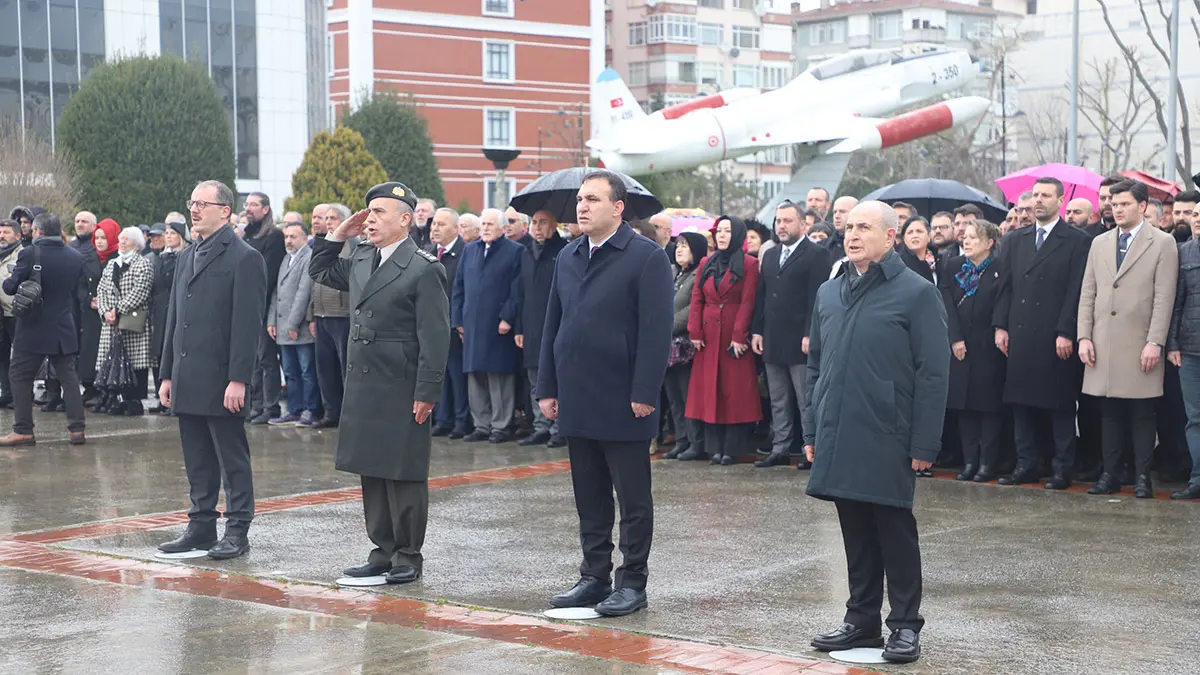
[806,50,900,81]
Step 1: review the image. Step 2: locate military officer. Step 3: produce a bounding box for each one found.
[309,182,451,585]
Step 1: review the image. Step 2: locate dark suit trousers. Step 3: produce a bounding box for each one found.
[1076,394,1104,472]
[663,363,701,448]
[568,438,653,590]
[1100,397,1157,478]
[834,498,924,634]
[314,317,349,419]
[435,333,470,431]
[177,414,255,534]
[361,476,427,570]
[958,411,1002,468]
[1013,405,1076,475]
[0,316,14,398]
[249,325,282,415]
[10,350,85,435]
[1156,362,1189,472]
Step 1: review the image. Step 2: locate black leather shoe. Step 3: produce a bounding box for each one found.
[916,468,934,478]
[795,459,813,470]
[1133,474,1154,499]
[550,576,612,608]
[546,434,567,448]
[489,430,512,444]
[342,561,390,578]
[710,454,724,465]
[955,464,977,481]
[720,455,736,466]
[883,628,921,663]
[41,398,64,413]
[663,440,690,459]
[385,565,421,584]
[157,525,218,553]
[1087,473,1120,495]
[677,447,708,461]
[973,466,997,483]
[311,417,339,429]
[810,622,884,651]
[1170,483,1200,500]
[1044,473,1072,490]
[207,535,250,560]
[998,467,1039,486]
[463,430,491,442]
[449,427,469,440]
[754,451,791,468]
[431,425,452,437]
[595,588,648,617]
[519,431,552,446]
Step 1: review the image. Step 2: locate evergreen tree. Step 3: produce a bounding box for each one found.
[57,55,235,226]
[343,93,446,205]
[284,127,388,215]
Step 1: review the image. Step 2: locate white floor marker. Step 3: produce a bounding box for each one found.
[154,549,211,561]
[335,575,388,588]
[543,607,601,620]
[829,647,888,664]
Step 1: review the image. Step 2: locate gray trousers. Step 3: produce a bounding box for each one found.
[468,371,515,434]
[526,368,558,435]
[765,362,809,454]
[249,324,282,415]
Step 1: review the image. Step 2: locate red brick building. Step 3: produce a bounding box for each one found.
[327,0,594,212]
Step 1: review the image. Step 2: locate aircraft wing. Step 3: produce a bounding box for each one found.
[734,115,881,151]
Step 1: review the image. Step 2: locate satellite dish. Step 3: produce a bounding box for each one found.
[646,0,658,5]
[730,46,741,59]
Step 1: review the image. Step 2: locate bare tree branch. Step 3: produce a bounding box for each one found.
[0,116,80,218]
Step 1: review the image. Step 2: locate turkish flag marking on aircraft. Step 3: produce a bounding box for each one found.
[610,98,624,108]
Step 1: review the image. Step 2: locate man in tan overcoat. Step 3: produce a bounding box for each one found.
[1078,179,1179,498]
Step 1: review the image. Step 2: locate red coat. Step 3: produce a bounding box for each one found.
[685,254,763,425]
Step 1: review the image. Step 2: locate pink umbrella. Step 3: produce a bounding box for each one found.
[995,163,1104,209]
[663,208,715,237]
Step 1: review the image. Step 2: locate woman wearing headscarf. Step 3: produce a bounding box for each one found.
[686,216,763,465]
[95,227,156,415]
[149,221,190,413]
[663,231,709,460]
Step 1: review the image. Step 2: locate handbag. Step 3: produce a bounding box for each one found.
[114,272,148,333]
[11,245,43,319]
[667,335,696,367]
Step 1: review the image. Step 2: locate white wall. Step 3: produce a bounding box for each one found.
[104,0,160,59]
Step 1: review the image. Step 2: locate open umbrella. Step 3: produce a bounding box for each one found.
[860,178,1009,222]
[1119,169,1181,202]
[995,163,1103,208]
[510,167,663,224]
[661,207,714,236]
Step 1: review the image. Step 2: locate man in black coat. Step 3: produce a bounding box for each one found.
[426,207,471,438]
[242,191,287,424]
[157,180,267,560]
[516,210,568,447]
[993,177,1091,489]
[68,210,103,404]
[803,201,949,664]
[751,200,832,468]
[538,170,673,617]
[0,214,87,447]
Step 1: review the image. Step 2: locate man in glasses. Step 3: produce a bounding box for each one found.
[157,180,268,560]
[1015,192,1035,229]
[412,198,436,250]
[505,207,534,250]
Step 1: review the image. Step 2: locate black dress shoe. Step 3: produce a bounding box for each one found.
[519,431,552,446]
[157,525,218,553]
[916,468,934,478]
[973,466,997,483]
[207,535,251,560]
[663,440,690,459]
[431,425,452,437]
[463,430,491,442]
[595,588,648,617]
[489,430,512,444]
[550,576,612,608]
[41,398,64,413]
[998,467,1039,486]
[811,622,884,651]
[795,459,812,470]
[0,396,13,409]
[1076,464,1103,482]
[311,417,340,429]
[754,451,791,468]
[1170,483,1200,500]
[956,464,978,481]
[546,434,567,448]
[720,455,736,466]
[448,427,469,440]
[385,565,421,584]
[342,561,390,577]
[676,447,708,461]
[883,628,921,663]
[1044,473,1072,490]
[1087,473,1120,495]
[1133,474,1154,499]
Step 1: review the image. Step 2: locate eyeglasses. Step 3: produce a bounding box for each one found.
[186,200,228,210]
[1015,206,1032,213]
[507,218,519,224]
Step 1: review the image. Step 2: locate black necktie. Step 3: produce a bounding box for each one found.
[1117,232,1131,268]
[371,249,381,272]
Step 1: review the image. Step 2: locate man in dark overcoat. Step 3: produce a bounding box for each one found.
[426,207,470,438]
[310,182,450,585]
[538,170,673,617]
[515,209,568,448]
[69,210,103,404]
[993,177,1091,488]
[803,201,949,664]
[451,208,523,443]
[157,180,267,560]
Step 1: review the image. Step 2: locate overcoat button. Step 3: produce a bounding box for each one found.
[362,366,370,373]
[367,310,374,318]
[355,309,361,315]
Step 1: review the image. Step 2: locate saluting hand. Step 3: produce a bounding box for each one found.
[333,209,370,239]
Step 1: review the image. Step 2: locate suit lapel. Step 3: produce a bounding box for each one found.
[1097,230,1118,280]
[778,240,806,276]
[1025,222,1065,274]
[357,239,415,307]
[188,226,233,285]
[1115,227,1153,282]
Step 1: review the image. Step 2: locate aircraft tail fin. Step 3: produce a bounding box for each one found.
[591,68,645,148]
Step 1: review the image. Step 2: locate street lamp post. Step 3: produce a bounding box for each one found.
[482,148,522,210]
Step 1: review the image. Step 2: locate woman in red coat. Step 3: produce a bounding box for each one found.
[686,216,763,465]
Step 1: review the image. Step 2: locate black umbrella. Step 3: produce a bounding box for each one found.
[510,167,664,223]
[860,179,1009,223]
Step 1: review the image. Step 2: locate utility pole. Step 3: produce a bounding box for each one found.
[1166,0,1181,182]
[1067,0,1080,165]
[1000,57,1007,176]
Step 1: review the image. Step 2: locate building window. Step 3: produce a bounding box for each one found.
[732,26,760,49]
[184,0,209,67]
[948,15,993,40]
[628,22,646,46]
[627,62,647,86]
[676,61,697,84]
[733,64,758,88]
[326,34,335,75]
[235,0,259,179]
[161,0,184,56]
[699,62,722,87]
[483,41,514,83]
[760,64,790,90]
[484,108,515,148]
[810,20,846,45]
[648,14,696,45]
[485,178,517,210]
[873,13,902,41]
[732,0,755,8]
[483,0,514,18]
[698,0,724,8]
[699,22,723,46]
[210,0,235,150]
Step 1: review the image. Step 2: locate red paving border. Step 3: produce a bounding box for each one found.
[0,539,872,675]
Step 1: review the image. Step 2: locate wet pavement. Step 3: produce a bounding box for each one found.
[3,407,1199,674]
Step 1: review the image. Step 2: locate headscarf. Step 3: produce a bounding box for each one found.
[95,218,121,263]
[676,231,709,272]
[700,215,747,288]
[955,255,993,298]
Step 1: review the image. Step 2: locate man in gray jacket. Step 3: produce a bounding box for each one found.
[268,222,317,426]
[308,203,354,428]
[803,201,949,664]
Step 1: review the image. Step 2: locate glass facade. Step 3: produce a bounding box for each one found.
[160,0,257,179]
